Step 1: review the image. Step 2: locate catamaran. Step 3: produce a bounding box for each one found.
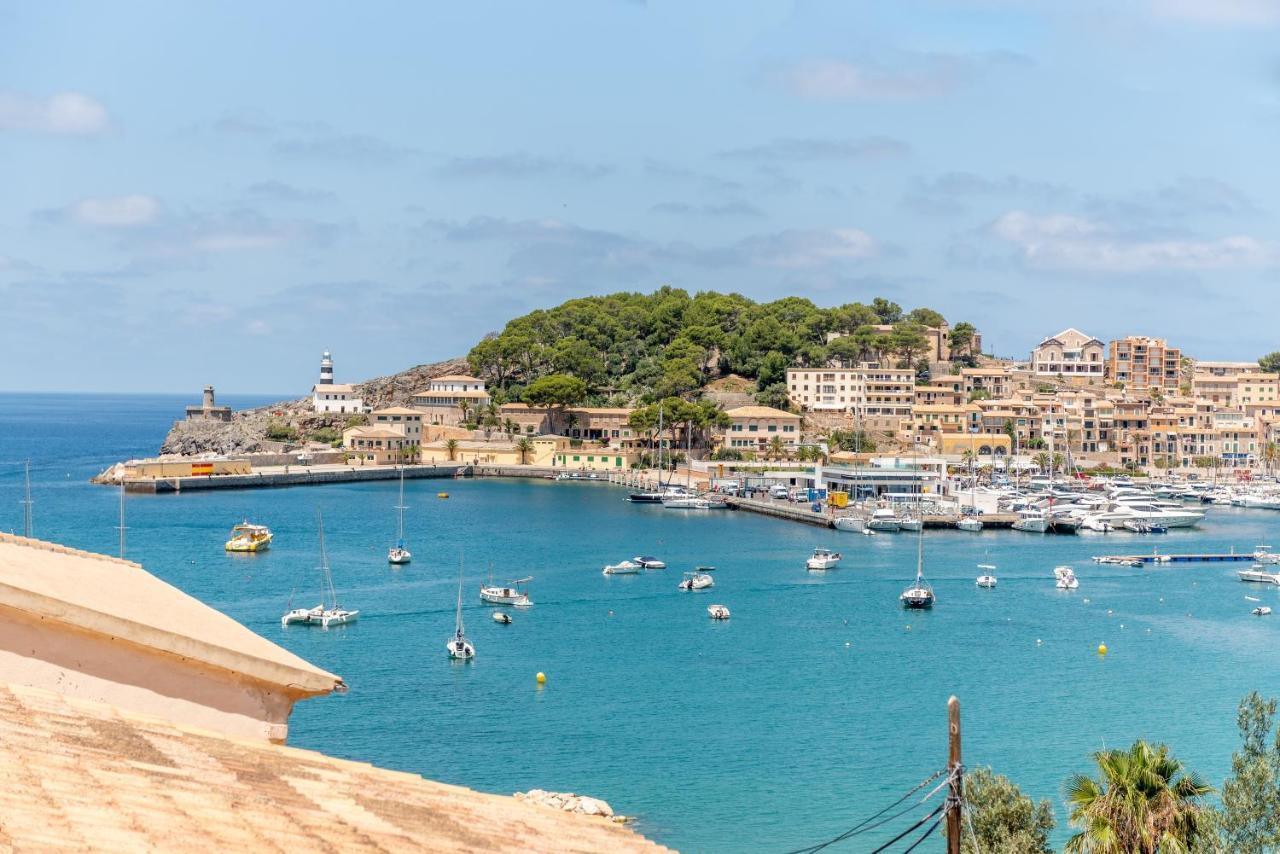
[282,511,359,627]
[226,521,273,552]
[448,559,475,660]
[388,466,411,564]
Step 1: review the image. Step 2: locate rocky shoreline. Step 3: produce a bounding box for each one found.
[514,790,629,823]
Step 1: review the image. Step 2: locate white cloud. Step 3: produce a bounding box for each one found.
[992,210,1274,272]
[0,91,109,135]
[777,52,1028,102]
[1151,0,1280,25]
[736,228,878,268]
[71,195,160,228]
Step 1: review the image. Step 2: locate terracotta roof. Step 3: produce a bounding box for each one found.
[0,534,340,697]
[724,405,798,418]
[431,374,485,383]
[345,427,408,439]
[372,406,422,417]
[0,679,670,854]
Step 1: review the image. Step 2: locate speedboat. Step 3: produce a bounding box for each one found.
[480,576,533,607]
[1237,565,1280,584]
[1054,566,1079,589]
[707,604,731,619]
[956,517,983,532]
[602,560,644,575]
[975,565,997,588]
[634,555,666,570]
[225,522,272,552]
[1254,606,1273,616]
[492,611,512,624]
[678,571,714,591]
[806,548,842,570]
[867,508,902,532]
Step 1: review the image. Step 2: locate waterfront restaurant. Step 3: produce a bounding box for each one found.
[817,456,950,500]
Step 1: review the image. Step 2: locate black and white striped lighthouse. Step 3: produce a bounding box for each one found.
[319,351,334,385]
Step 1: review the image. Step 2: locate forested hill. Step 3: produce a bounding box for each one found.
[467,288,977,408]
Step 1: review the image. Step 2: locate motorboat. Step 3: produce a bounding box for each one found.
[492,611,512,624]
[975,564,997,588]
[900,525,934,609]
[834,516,867,533]
[1011,509,1051,533]
[695,565,717,573]
[707,604,731,620]
[388,466,412,564]
[956,517,983,533]
[678,571,714,591]
[898,516,923,532]
[663,495,727,510]
[602,560,644,575]
[1254,606,1273,616]
[867,508,902,532]
[283,511,358,628]
[1054,566,1079,589]
[1254,546,1280,565]
[806,548,842,570]
[225,522,272,552]
[480,575,533,607]
[1080,515,1114,532]
[1237,565,1280,584]
[634,555,666,570]
[448,560,475,660]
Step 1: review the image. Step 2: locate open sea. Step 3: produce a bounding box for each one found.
[4,392,1280,852]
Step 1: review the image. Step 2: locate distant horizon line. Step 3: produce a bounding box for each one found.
[0,389,293,398]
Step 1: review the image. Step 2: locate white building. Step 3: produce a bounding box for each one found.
[312,350,365,414]
[410,375,490,425]
[1030,329,1105,382]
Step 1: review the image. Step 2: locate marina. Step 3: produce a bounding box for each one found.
[11,393,1280,852]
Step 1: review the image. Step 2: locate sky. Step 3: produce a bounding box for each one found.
[2,0,1278,394]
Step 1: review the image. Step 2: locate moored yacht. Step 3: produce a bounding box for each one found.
[867,508,902,531]
[447,561,474,661]
[602,559,643,575]
[956,516,983,532]
[480,575,533,606]
[1012,509,1051,533]
[1237,564,1280,584]
[226,522,272,552]
[900,524,934,609]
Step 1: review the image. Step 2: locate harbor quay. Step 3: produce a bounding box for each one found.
[110,461,468,494]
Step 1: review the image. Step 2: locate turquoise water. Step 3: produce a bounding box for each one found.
[4,392,1280,852]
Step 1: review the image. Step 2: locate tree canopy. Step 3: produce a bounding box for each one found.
[1259,352,1280,374]
[467,287,966,404]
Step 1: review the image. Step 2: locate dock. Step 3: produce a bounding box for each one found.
[1093,552,1260,565]
[121,462,467,494]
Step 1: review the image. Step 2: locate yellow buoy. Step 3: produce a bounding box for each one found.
[1097,643,1108,655]
[437,492,449,499]
[536,672,546,684]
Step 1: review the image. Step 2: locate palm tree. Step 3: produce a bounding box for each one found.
[504,418,520,439]
[1064,740,1212,854]
[445,439,459,462]
[1263,442,1278,476]
[767,435,785,461]
[1033,451,1050,472]
[795,445,812,463]
[458,399,473,426]
[516,437,534,465]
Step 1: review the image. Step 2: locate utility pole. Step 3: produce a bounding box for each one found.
[947,695,963,854]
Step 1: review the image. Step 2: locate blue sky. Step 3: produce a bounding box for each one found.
[2,0,1278,393]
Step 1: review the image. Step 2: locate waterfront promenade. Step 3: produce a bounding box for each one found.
[117,461,467,493]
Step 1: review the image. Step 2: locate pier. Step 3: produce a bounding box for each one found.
[1093,551,1261,565]
[119,462,467,494]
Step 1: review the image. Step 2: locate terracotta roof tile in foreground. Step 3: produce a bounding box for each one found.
[0,680,674,853]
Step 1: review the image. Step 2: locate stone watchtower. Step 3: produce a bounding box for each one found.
[186,385,232,422]
[319,351,334,385]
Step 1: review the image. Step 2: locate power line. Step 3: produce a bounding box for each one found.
[867,802,946,854]
[780,768,948,854]
[900,814,943,854]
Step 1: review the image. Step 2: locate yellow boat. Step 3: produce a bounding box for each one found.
[225,522,273,552]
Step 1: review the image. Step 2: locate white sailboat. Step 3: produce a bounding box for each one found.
[448,558,475,660]
[900,522,935,609]
[388,466,411,564]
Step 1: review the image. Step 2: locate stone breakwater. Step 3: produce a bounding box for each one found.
[514,790,630,823]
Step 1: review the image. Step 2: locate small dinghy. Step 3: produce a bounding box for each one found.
[707,604,731,620]
[492,611,512,624]
[1254,606,1273,616]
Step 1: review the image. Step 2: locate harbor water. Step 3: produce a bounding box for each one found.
[4,392,1280,852]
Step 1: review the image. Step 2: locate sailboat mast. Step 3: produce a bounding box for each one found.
[21,460,33,538]
[116,482,126,558]
[456,554,465,633]
[916,512,924,581]
[657,404,664,487]
[396,466,406,543]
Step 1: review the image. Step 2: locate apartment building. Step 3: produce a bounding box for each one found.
[498,403,642,446]
[1030,328,1106,383]
[410,375,491,426]
[1106,336,1183,391]
[786,363,914,431]
[722,405,802,452]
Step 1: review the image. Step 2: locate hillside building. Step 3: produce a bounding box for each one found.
[312,351,365,413]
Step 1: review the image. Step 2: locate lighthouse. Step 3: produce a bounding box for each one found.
[319,351,334,386]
